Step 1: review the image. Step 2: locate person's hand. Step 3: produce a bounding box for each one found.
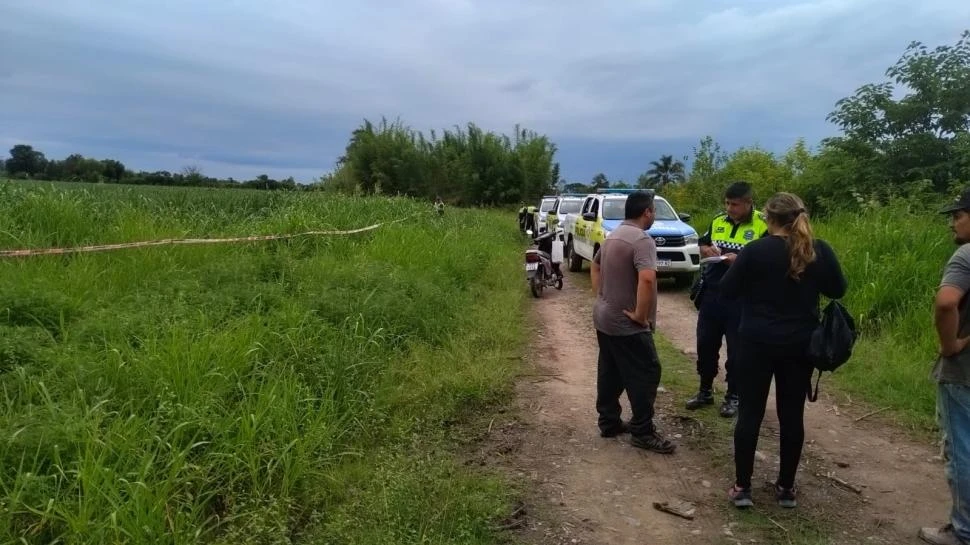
[700,245,720,258]
[623,308,648,327]
[722,253,738,265]
[942,336,970,357]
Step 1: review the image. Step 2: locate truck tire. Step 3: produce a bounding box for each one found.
[568,242,583,272]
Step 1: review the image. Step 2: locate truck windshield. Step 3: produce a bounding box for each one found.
[602,198,678,221]
[559,199,582,214]
[540,199,556,212]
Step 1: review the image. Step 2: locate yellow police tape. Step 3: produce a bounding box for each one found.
[0,216,414,258]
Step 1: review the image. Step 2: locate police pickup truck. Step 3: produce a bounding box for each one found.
[562,189,701,287]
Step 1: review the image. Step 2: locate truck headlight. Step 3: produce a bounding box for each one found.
[686,233,699,245]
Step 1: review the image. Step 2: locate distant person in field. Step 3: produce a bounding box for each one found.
[433,196,444,216]
[921,188,970,545]
[719,192,846,509]
[590,190,675,454]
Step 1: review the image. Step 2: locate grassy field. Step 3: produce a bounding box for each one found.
[0,180,528,544]
[684,200,952,431]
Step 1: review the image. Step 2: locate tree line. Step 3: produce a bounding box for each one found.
[2,120,561,203]
[1,146,302,190]
[317,118,559,205]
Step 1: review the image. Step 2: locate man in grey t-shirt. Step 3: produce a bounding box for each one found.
[590,191,675,454]
[922,188,970,545]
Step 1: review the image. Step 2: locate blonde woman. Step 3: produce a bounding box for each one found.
[719,192,847,508]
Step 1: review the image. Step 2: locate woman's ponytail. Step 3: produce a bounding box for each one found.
[764,193,816,280]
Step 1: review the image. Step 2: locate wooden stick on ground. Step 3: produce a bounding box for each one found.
[854,406,889,422]
[817,472,863,494]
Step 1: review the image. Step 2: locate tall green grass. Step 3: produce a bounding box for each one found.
[0,181,527,543]
[814,203,953,429]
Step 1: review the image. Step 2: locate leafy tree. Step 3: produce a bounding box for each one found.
[591,172,609,190]
[689,136,728,184]
[562,182,591,194]
[825,30,970,192]
[101,159,126,182]
[6,144,46,177]
[642,154,686,188]
[336,117,557,205]
[550,162,561,189]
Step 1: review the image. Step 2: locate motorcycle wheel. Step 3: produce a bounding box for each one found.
[530,275,543,298]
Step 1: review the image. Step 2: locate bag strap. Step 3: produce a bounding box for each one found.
[807,368,822,403]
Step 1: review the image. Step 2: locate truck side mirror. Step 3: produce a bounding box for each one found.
[582,212,597,221]
[678,212,691,223]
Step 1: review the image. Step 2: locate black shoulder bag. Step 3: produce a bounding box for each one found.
[806,299,857,402]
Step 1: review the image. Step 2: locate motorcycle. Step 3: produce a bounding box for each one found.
[524,228,564,297]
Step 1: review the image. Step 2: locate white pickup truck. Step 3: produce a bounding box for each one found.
[562,189,701,287]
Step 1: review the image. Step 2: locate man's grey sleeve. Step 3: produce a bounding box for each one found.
[941,245,970,292]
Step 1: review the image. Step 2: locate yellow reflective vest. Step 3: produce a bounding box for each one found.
[702,211,768,253]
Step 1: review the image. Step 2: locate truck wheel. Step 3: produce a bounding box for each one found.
[568,244,583,272]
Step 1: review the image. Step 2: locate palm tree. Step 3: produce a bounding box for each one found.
[640,155,686,188]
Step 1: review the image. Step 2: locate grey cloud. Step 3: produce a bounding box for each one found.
[2,0,970,182]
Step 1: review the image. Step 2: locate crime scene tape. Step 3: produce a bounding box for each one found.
[0,216,415,258]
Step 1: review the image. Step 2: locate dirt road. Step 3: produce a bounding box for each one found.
[487,275,951,545]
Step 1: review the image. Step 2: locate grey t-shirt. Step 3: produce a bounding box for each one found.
[592,222,657,336]
[933,243,970,385]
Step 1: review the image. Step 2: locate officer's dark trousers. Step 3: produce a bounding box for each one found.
[596,330,661,437]
[695,288,741,395]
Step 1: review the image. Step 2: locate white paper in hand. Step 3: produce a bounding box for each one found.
[699,255,728,265]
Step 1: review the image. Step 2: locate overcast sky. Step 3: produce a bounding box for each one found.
[3,1,969,183]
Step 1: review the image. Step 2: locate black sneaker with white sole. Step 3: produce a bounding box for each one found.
[775,484,797,508]
[728,485,753,508]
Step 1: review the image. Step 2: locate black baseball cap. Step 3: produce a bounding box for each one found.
[940,188,970,214]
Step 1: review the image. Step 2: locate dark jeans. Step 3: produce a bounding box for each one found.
[733,337,814,489]
[596,330,662,437]
[696,289,741,394]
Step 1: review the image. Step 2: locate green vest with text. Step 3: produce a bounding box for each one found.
[709,211,768,253]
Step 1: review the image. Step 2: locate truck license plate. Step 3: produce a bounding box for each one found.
[657,259,672,267]
[525,263,538,271]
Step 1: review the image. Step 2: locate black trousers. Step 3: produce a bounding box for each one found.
[733,337,814,489]
[695,289,741,394]
[596,330,661,437]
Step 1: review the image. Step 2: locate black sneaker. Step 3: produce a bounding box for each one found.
[685,389,714,410]
[719,393,739,418]
[630,431,676,454]
[728,485,753,509]
[775,484,797,508]
[599,421,630,438]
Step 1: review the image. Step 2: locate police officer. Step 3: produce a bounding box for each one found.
[685,181,768,417]
[524,204,539,233]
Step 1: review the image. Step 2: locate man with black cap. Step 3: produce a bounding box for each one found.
[922,188,970,545]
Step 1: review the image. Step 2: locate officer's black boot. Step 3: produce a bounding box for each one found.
[685,377,715,410]
[719,392,739,418]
